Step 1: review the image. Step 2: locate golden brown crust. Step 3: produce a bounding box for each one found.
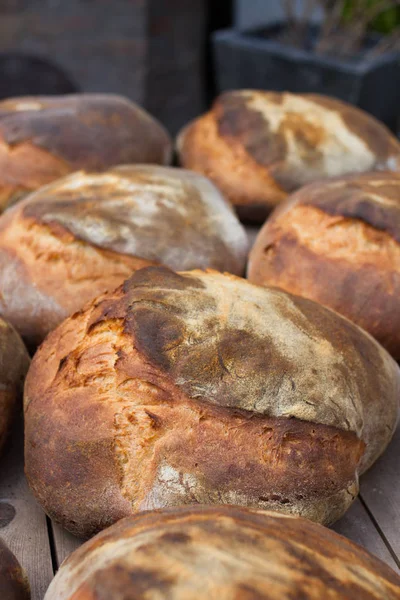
[24,268,399,537]
[0,538,30,600]
[0,166,248,347]
[44,506,400,600]
[0,94,172,211]
[178,113,286,220]
[177,91,400,221]
[248,172,400,358]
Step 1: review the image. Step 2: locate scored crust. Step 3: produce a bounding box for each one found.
[44,506,400,600]
[0,166,248,347]
[0,94,172,211]
[177,91,400,220]
[248,172,400,358]
[24,268,399,537]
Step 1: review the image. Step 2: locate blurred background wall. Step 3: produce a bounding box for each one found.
[0,0,212,134]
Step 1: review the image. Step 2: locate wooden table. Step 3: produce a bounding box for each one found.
[1,227,399,598]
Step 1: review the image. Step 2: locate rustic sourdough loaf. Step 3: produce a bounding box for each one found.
[248,172,400,359]
[177,91,400,222]
[0,166,247,347]
[0,538,30,600]
[44,506,400,600]
[0,93,172,211]
[24,267,399,538]
[0,319,29,456]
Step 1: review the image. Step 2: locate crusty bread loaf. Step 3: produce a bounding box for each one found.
[248,171,400,359]
[24,267,399,538]
[0,319,29,455]
[0,93,172,211]
[0,538,30,600]
[177,91,400,222]
[0,166,248,347]
[44,506,400,600]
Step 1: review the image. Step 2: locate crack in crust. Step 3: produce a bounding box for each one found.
[24,269,399,537]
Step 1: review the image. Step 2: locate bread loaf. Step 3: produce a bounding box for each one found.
[0,166,248,347]
[248,172,400,358]
[0,538,30,600]
[0,319,29,455]
[44,506,400,600]
[24,267,399,538]
[177,91,400,222]
[0,93,172,211]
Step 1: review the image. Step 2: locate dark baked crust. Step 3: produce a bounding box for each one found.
[0,318,30,454]
[0,166,248,347]
[44,506,400,600]
[0,538,30,600]
[24,268,399,537]
[0,94,172,210]
[177,91,400,221]
[248,172,400,358]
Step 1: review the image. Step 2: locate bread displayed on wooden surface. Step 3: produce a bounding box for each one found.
[44,505,400,600]
[24,267,399,538]
[0,93,172,212]
[177,90,400,222]
[0,538,30,600]
[0,165,248,348]
[0,319,29,456]
[248,172,400,359]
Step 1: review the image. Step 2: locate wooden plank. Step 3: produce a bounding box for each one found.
[360,423,400,565]
[332,498,398,570]
[52,521,82,569]
[0,415,54,600]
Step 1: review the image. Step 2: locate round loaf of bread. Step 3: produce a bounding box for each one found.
[248,172,400,358]
[0,538,30,600]
[0,93,172,211]
[24,267,399,538]
[0,165,248,347]
[44,505,400,600]
[0,319,29,455]
[177,90,400,222]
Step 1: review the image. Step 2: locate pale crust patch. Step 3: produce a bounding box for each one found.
[177,91,400,217]
[0,165,247,346]
[245,91,376,178]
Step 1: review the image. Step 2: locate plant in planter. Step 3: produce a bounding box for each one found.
[213,0,400,130]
